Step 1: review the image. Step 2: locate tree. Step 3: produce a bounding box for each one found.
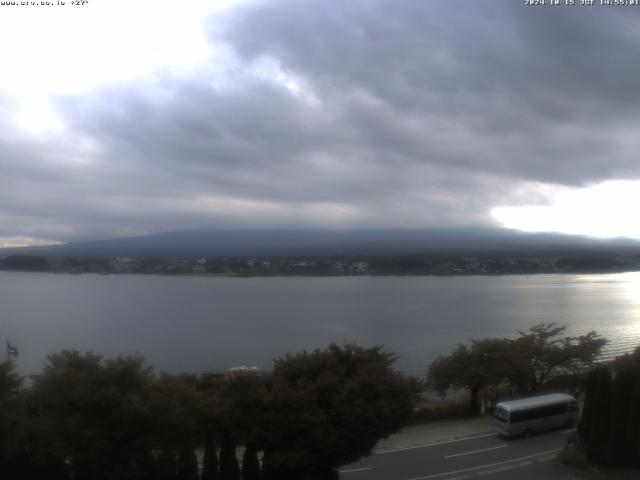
[241,444,260,480]
[27,351,157,480]
[198,371,268,480]
[578,347,640,468]
[506,323,606,394]
[209,374,266,480]
[0,254,49,271]
[149,374,201,455]
[219,432,241,480]
[177,446,199,480]
[261,344,416,479]
[195,373,225,480]
[201,432,219,480]
[579,365,613,465]
[627,359,640,468]
[156,448,178,480]
[0,361,24,478]
[427,323,607,411]
[428,338,510,413]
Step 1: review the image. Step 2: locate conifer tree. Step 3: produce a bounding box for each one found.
[594,366,613,465]
[156,449,179,480]
[201,433,219,480]
[612,348,640,466]
[609,359,634,464]
[0,361,23,480]
[260,451,273,480]
[177,447,199,480]
[628,369,640,468]
[219,433,241,480]
[579,348,640,468]
[580,365,612,465]
[241,443,260,480]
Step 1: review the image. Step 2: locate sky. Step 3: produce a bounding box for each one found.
[1,0,640,247]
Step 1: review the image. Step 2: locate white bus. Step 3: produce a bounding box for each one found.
[492,393,579,438]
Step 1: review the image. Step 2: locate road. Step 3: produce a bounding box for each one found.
[339,427,576,480]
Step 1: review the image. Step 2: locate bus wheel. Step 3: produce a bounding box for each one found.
[523,429,533,438]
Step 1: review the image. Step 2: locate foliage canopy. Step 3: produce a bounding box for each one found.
[0,343,415,480]
[427,323,606,411]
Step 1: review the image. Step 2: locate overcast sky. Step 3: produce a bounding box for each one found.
[1,0,640,247]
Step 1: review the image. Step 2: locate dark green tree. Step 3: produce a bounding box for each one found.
[428,338,509,413]
[261,343,416,479]
[177,447,199,480]
[428,323,607,411]
[27,351,157,480]
[195,373,227,480]
[201,432,219,480]
[507,324,606,394]
[578,347,640,468]
[0,361,25,479]
[626,348,640,464]
[579,365,613,465]
[149,374,201,451]
[219,373,268,466]
[219,433,241,480]
[627,365,640,467]
[241,443,260,480]
[209,373,268,480]
[156,449,178,480]
[610,347,640,466]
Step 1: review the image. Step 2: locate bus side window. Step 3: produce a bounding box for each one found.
[511,410,523,422]
[549,403,566,416]
[511,403,567,422]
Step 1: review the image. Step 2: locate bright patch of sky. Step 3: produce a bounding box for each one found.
[0,236,61,248]
[492,180,640,239]
[0,0,250,133]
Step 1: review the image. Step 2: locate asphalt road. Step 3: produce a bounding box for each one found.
[339,426,577,480]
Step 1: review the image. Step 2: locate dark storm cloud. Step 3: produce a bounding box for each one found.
[221,0,640,183]
[2,0,640,242]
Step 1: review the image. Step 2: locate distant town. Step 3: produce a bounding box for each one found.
[1,252,640,276]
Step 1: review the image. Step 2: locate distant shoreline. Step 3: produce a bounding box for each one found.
[3,251,640,277]
[2,268,640,278]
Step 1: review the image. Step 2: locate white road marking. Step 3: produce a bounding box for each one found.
[444,444,508,459]
[405,448,561,480]
[536,455,556,462]
[338,467,372,474]
[478,465,515,475]
[376,432,498,454]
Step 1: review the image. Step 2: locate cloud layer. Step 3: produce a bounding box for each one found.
[2,0,640,243]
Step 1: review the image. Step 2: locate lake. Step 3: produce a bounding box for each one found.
[1,271,639,377]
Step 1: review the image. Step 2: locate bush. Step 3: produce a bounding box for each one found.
[558,443,590,471]
[410,399,472,424]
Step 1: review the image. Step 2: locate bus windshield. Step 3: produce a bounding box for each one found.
[494,406,509,422]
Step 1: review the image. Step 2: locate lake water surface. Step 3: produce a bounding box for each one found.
[1,271,639,376]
